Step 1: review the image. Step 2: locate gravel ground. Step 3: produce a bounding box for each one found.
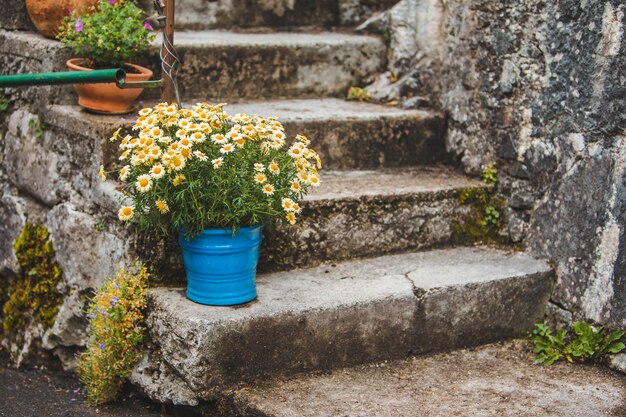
[0,352,162,417]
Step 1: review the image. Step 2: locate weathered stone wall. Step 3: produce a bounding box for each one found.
[0,1,34,31]
[0,108,134,368]
[362,0,625,328]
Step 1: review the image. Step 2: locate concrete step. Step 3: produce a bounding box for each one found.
[144,0,398,30]
[161,31,385,101]
[131,247,553,405]
[89,167,483,274]
[1,30,385,103]
[43,99,445,171]
[214,340,626,417]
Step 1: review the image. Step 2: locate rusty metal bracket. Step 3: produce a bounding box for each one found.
[114,0,181,105]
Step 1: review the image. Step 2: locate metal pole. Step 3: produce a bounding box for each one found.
[161,0,176,104]
[0,69,124,88]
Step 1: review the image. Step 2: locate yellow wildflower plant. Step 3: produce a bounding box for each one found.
[78,264,149,405]
[112,102,322,237]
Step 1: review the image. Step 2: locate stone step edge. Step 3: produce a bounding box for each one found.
[90,167,487,273]
[42,101,446,171]
[164,30,384,48]
[0,29,383,53]
[130,247,553,405]
[41,101,442,139]
[91,167,485,216]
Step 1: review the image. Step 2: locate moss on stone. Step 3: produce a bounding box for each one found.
[451,164,507,244]
[0,272,12,323]
[2,224,63,337]
[346,86,371,102]
[451,187,506,243]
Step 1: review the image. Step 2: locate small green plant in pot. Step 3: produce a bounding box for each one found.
[110,102,322,305]
[57,0,155,114]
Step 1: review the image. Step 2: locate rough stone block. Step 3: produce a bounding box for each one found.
[408,253,553,352]
[131,352,200,406]
[4,110,67,206]
[0,190,46,273]
[4,109,95,206]
[608,353,626,375]
[1,29,384,103]
[47,203,131,290]
[42,290,89,350]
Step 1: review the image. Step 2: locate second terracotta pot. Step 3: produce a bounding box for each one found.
[26,0,98,38]
[66,58,153,114]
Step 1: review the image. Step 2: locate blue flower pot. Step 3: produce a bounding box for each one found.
[178,225,262,306]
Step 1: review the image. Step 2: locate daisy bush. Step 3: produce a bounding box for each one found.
[78,265,149,404]
[110,102,322,237]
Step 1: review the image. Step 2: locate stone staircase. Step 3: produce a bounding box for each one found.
[0,1,554,412]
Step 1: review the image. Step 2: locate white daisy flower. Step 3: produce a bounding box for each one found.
[150,164,165,179]
[212,157,224,169]
[194,150,208,161]
[135,174,153,192]
[118,205,134,221]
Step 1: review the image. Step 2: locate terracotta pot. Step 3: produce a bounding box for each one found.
[67,58,153,114]
[25,0,98,38]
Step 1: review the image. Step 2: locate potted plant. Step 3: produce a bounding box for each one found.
[56,0,155,114]
[111,102,322,305]
[25,0,99,38]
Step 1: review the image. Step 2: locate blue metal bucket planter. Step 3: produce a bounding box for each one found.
[178,225,262,306]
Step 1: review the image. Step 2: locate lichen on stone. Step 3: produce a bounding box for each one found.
[346,86,372,102]
[1,223,64,340]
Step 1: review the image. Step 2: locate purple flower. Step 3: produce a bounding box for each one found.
[144,21,153,31]
[74,19,83,33]
[114,284,120,290]
[98,343,106,349]
[109,0,117,4]
[109,296,119,307]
